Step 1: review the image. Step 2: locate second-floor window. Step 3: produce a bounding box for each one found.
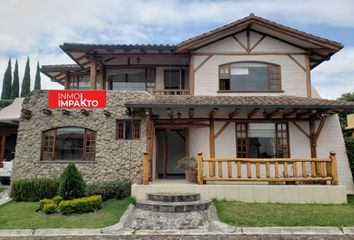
[219,62,281,92]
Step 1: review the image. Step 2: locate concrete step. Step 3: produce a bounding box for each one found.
[147,192,200,202]
[135,199,211,213]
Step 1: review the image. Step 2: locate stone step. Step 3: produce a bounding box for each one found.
[136,200,211,213]
[147,192,200,202]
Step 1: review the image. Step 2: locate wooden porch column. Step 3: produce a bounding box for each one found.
[309,118,317,176]
[90,57,97,90]
[98,61,105,90]
[0,136,6,168]
[209,119,215,177]
[145,110,153,181]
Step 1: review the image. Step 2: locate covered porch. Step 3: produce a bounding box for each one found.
[125,95,354,188]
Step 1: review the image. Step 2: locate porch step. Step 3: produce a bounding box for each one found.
[147,192,200,202]
[135,199,211,213]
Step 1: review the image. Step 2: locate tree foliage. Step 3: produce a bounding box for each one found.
[34,62,41,90]
[20,57,31,97]
[59,163,86,200]
[10,59,20,99]
[1,59,12,100]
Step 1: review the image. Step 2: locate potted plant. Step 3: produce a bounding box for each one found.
[176,156,197,183]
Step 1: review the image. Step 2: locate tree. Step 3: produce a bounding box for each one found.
[1,59,12,100]
[20,57,31,97]
[10,59,19,99]
[338,92,354,134]
[34,62,41,90]
[59,163,86,200]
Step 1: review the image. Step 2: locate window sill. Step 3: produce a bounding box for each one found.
[217,90,284,93]
[40,161,97,164]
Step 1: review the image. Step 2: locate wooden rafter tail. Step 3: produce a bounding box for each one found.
[266,108,284,118]
[229,108,241,118]
[248,108,260,119]
[282,109,298,118]
[296,109,315,118]
[209,108,219,118]
[189,108,195,119]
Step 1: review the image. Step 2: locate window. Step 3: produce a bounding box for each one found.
[219,62,281,91]
[68,75,99,90]
[116,120,141,140]
[107,68,153,91]
[235,122,289,158]
[41,127,96,161]
[164,69,184,89]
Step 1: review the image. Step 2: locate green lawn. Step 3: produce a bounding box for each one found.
[215,196,354,227]
[0,198,132,229]
[0,187,3,193]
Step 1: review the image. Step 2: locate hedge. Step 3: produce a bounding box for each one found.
[11,179,59,201]
[85,180,131,201]
[58,195,102,215]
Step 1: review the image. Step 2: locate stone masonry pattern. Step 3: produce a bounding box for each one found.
[12,90,153,183]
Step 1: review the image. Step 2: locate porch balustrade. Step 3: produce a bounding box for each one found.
[196,151,338,185]
[152,89,190,95]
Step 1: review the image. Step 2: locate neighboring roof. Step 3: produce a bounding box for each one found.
[125,95,354,110]
[0,98,24,123]
[40,64,85,85]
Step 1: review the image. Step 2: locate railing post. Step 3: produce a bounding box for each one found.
[330,151,338,185]
[143,152,149,185]
[197,152,204,185]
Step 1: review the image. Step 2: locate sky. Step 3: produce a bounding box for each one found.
[0,0,353,99]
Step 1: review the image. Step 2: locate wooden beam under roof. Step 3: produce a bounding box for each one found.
[209,108,219,118]
[283,109,298,118]
[296,110,316,118]
[247,108,260,119]
[229,109,241,118]
[266,108,284,118]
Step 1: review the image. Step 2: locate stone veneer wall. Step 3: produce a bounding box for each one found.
[12,90,153,183]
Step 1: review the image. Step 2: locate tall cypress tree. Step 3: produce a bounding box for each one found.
[20,57,31,97]
[34,62,41,90]
[10,59,19,99]
[1,59,12,100]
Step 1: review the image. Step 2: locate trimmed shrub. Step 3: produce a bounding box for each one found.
[38,198,55,211]
[58,195,102,215]
[345,137,354,173]
[43,202,57,214]
[59,163,86,200]
[53,196,63,205]
[11,179,59,201]
[85,180,131,201]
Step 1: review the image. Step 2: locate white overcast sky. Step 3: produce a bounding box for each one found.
[0,0,354,99]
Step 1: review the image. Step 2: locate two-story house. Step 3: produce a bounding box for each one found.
[12,14,354,203]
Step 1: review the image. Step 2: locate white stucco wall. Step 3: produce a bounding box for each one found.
[193,30,307,97]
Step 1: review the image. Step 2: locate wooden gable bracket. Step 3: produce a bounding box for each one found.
[167,108,174,119]
[189,108,195,119]
[214,120,232,140]
[194,55,212,73]
[247,108,260,119]
[229,108,241,118]
[232,35,249,53]
[287,55,306,72]
[291,116,328,145]
[209,108,219,118]
[249,35,266,53]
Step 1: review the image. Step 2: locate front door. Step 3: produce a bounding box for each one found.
[156,129,187,179]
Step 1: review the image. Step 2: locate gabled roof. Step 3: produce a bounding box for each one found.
[60,43,177,51]
[40,64,85,85]
[177,14,343,69]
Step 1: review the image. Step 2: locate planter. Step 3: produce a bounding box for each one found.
[185,170,197,183]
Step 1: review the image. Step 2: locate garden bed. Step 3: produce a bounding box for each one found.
[215,196,354,227]
[0,198,133,229]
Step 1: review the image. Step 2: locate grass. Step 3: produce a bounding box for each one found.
[0,198,133,229]
[0,187,3,193]
[215,196,354,227]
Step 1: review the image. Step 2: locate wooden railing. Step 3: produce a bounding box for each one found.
[153,89,190,95]
[197,151,338,185]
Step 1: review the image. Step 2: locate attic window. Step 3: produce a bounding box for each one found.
[219,62,281,91]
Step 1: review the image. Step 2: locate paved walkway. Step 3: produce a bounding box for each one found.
[0,187,11,206]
